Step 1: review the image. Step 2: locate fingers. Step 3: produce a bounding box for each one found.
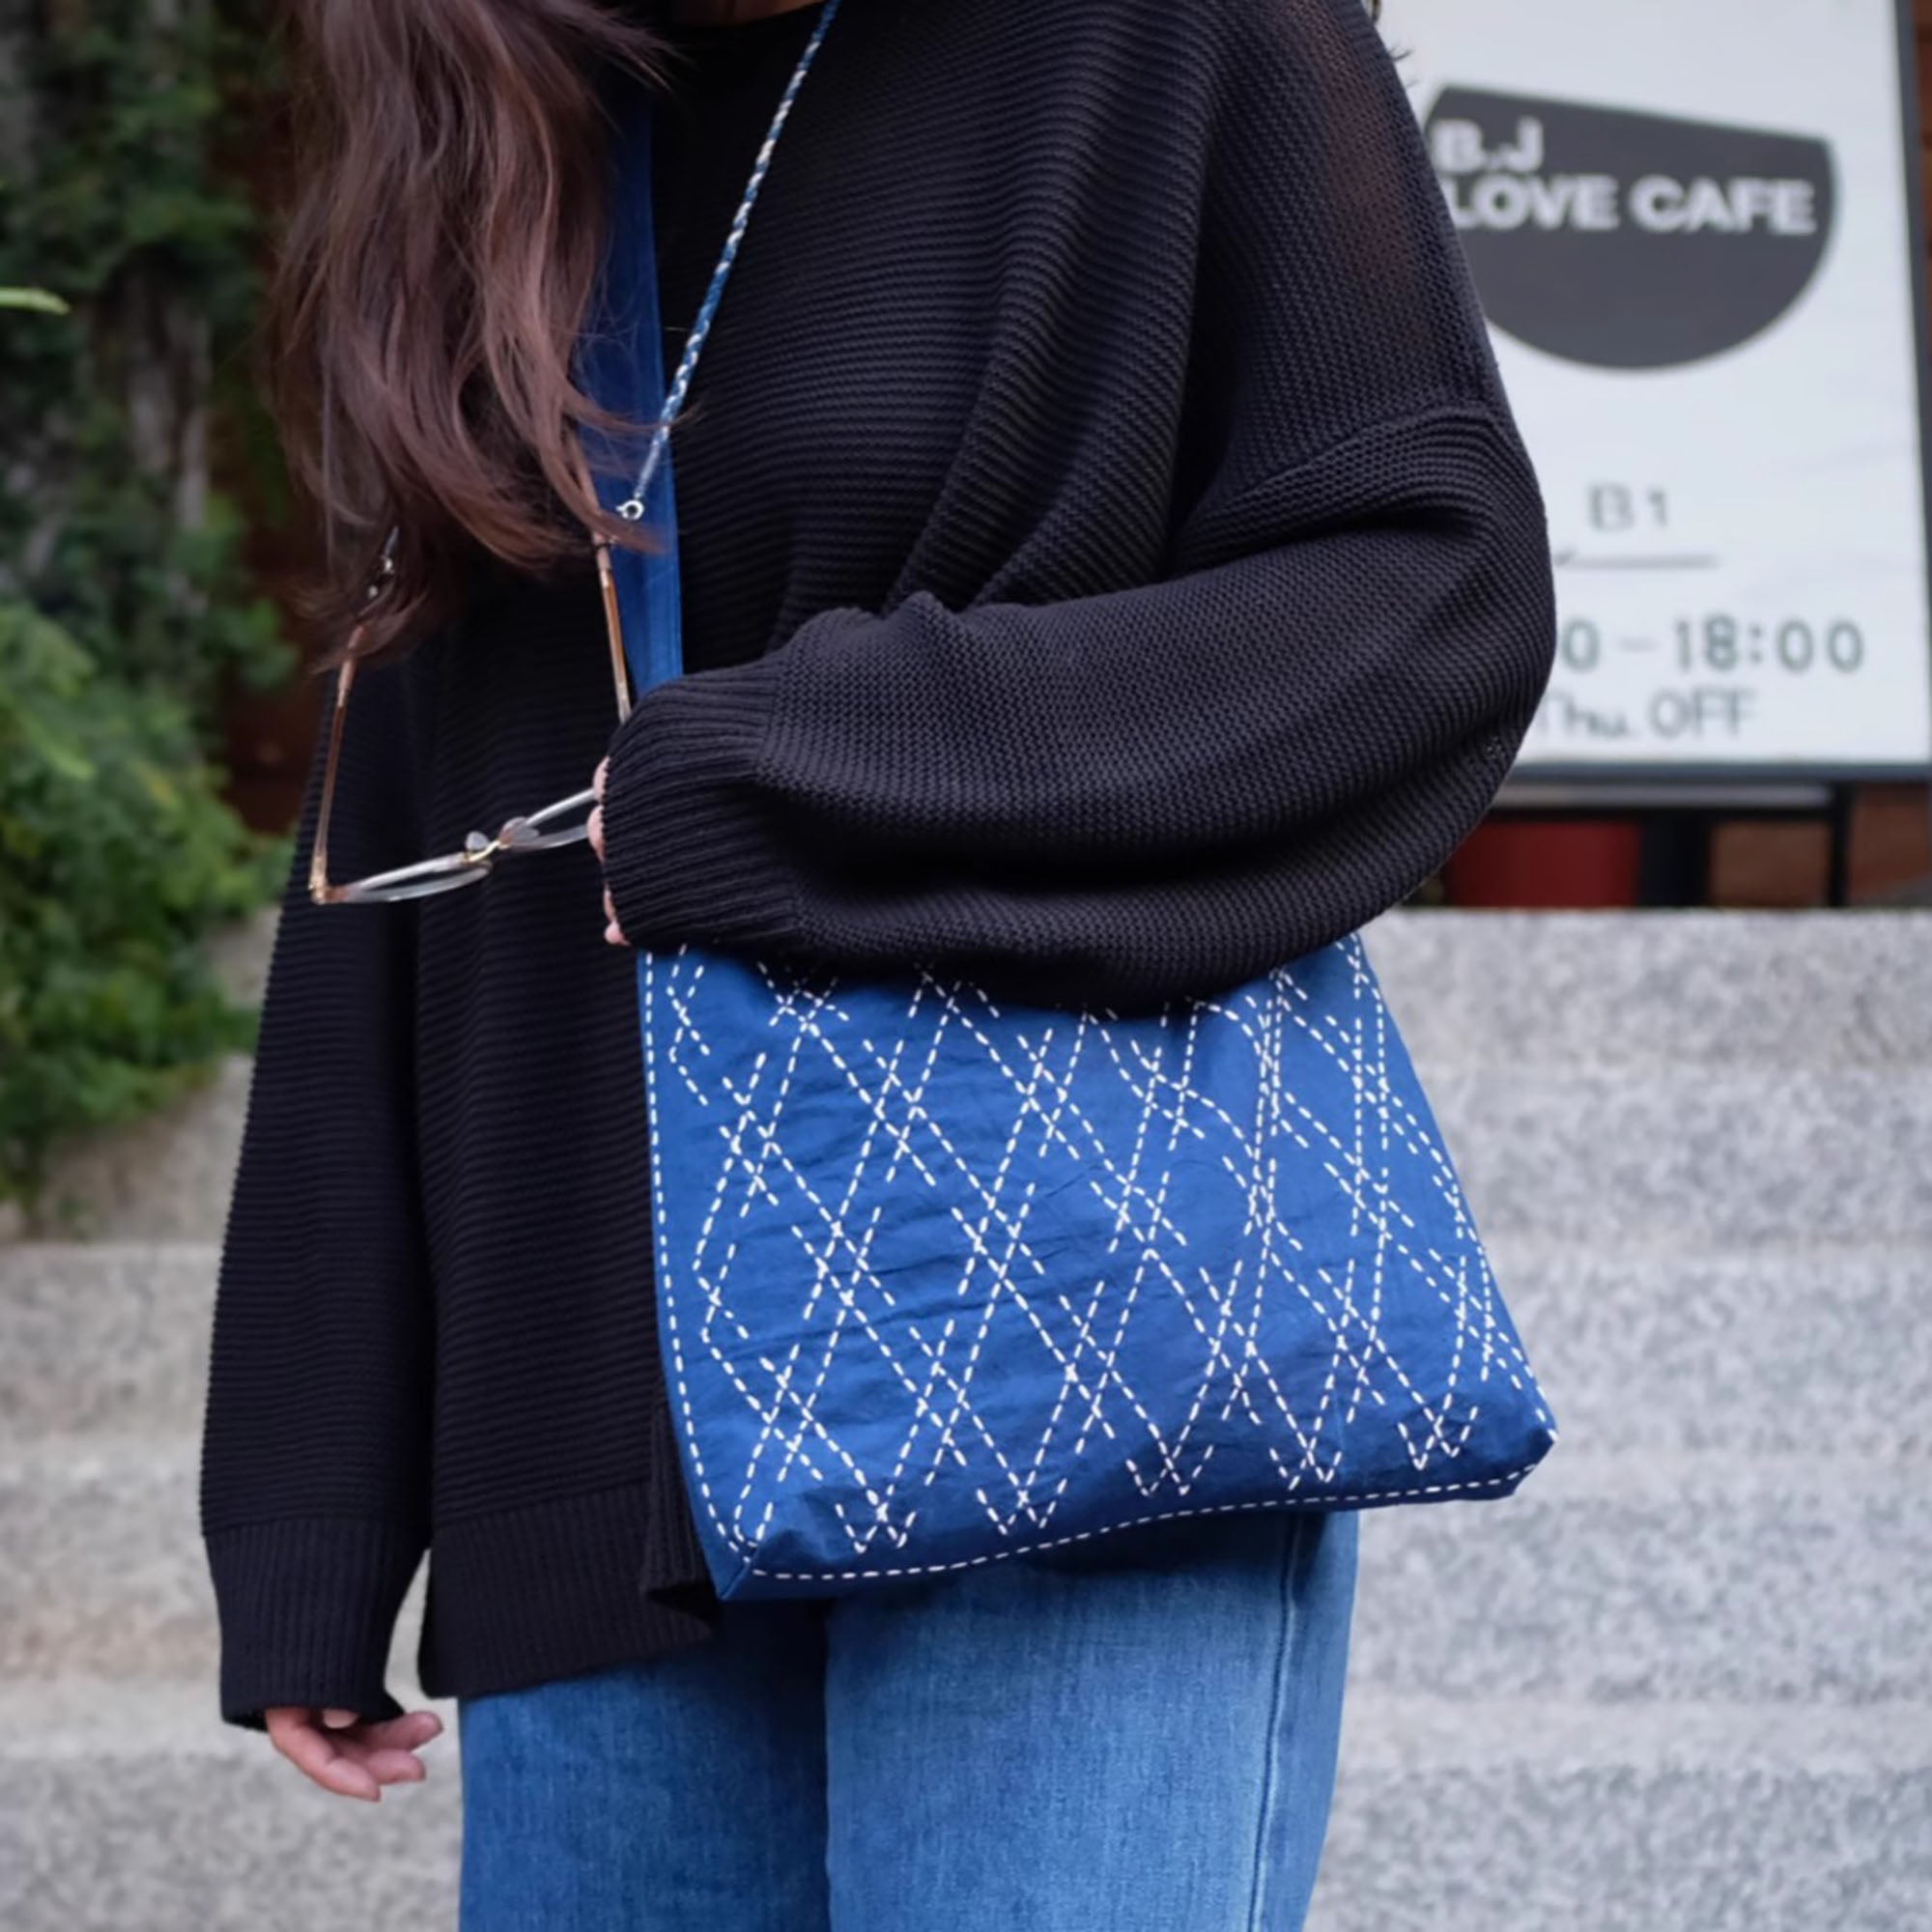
[589,758,624,947]
[355,1711,444,1753]
[586,750,608,857]
[265,1706,443,1803]
[266,1708,380,1802]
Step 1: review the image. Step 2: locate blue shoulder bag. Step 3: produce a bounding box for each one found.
[582,1,1557,1601]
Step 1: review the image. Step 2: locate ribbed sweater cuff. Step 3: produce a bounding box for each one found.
[603,656,798,954]
[416,1457,717,1705]
[206,1517,424,1731]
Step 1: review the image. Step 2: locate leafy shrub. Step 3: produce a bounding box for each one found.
[2,10,292,725]
[0,7,297,1200]
[0,600,285,1204]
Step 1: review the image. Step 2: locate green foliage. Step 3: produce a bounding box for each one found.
[0,288,70,314]
[0,602,284,1204]
[0,4,296,1197]
[0,3,291,721]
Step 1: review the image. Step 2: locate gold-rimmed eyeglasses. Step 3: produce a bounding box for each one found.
[308,521,635,906]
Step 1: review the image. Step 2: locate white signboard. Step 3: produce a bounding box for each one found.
[1386,0,1932,778]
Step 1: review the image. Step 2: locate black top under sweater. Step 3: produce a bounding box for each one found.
[200,0,1557,1726]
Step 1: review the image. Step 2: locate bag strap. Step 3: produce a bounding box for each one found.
[582,0,843,696]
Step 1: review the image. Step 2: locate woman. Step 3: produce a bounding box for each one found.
[200,0,1556,1925]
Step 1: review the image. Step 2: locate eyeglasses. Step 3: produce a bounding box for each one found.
[309,521,634,906]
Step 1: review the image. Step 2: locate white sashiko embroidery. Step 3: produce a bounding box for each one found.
[641,935,1558,1599]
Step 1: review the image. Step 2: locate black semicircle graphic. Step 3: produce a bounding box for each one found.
[1427,88,1835,371]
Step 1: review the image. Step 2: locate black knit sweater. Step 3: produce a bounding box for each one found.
[200,0,1555,1727]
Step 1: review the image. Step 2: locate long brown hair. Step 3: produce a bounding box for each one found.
[270,1,663,657]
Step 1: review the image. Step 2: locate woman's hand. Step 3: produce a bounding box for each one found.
[264,1705,443,1802]
[587,756,627,947]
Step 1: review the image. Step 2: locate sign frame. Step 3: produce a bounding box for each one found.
[1471,0,1932,790]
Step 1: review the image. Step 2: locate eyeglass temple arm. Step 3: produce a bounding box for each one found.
[307,475,631,908]
[308,644,363,907]
[574,438,635,727]
[596,535,634,726]
[310,528,401,907]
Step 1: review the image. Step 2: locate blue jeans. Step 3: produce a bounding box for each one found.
[459,1508,1360,1931]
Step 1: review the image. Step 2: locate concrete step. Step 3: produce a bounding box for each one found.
[23,1047,1932,1247]
[0,1680,1923,1932]
[1496,1237,1932,1456]
[1350,1450,1932,1705]
[28,1056,250,1241]
[1307,1690,1932,1932]
[7,1236,1922,1462]
[0,1679,460,1932]
[30,912,1932,1242]
[0,1242,214,1439]
[0,1438,432,1688]
[17,912,272,1240]
[0,1440,215,1684]
[9,1437,1926,1709]
[1431,1065,1932,1242]
[1364,908,1932,1073]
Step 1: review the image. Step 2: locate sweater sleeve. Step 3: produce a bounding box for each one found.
[601,0,1556,1013]
[199,659,433,1730]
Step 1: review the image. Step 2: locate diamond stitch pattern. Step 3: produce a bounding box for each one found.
[641,936,1559,1599]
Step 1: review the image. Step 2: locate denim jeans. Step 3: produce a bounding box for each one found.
[458,1507,1360,1932]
